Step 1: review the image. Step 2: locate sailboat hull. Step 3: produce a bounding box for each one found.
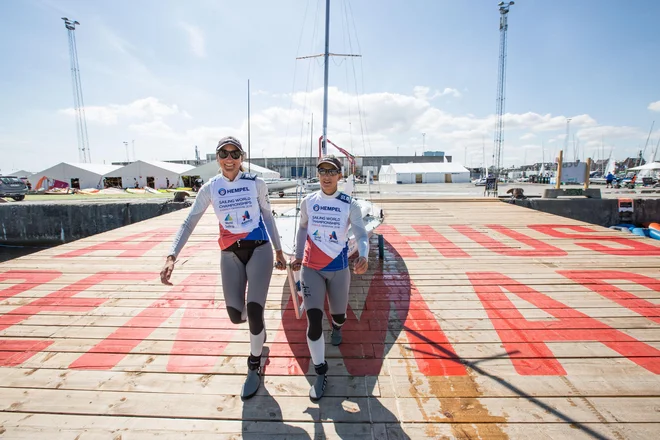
[264,179,299,193]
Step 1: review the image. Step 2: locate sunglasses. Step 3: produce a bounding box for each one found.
[217,149,242,160]
[318,168,340,176]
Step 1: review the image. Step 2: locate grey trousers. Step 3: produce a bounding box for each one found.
[300,266,350,314]
[220,241,274,311]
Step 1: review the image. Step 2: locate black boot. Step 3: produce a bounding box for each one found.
[241,355,261,400]
[330,324,342,346]
[309,361,328,402]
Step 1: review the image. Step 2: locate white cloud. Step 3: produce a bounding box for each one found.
[649,101,660,112]
[48,88,658,168]
[128,120,177,137]
[576,125,645,152]
[179,22,206,58]
[59,97,183,125]
[439,88,462,98]
[413,86,461,100]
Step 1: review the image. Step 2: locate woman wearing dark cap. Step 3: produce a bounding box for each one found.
[290,155,369,401]
[160,136,287,399]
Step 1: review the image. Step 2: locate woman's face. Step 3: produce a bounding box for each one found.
[318,163,341,194]
[217,145,243,175]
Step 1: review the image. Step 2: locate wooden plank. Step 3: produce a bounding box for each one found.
[0,413,373,440]
[1,387,659,424]
[0,367,380,397]
[2,366,659,398]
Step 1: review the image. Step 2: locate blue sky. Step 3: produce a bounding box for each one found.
[1,0,659,173]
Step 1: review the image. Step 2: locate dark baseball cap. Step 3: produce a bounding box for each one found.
[216,136,244,153]
[317,155,342,170]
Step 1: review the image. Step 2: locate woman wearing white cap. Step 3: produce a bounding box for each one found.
[291,155,369,401]
[161,136,287,399]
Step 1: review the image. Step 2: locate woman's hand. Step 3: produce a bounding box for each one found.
[275,250,287,271]
[353,256,368,275]
[160,256,175,285]
[290,258,303,272]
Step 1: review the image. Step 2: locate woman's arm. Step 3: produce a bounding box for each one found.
[294,198,309,260]
[167,182,213,259]
[349,200,369,258]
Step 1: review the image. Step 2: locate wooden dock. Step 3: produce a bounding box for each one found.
[1,200,660,439]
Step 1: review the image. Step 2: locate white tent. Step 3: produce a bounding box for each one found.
[30,162,122,189]
[378,162,470,184]
[628,161,660,171]
[183,161,280,183]
[6,170,34,178]
[106,160,195,189]
[628,161,660,180]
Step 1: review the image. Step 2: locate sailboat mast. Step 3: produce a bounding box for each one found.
[247,79,251,173]
[541,140,545,173]
[310,113,314,176]
[321,0,330,157]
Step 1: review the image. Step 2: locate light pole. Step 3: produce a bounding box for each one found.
[262,149,267,168]
[565,118,572,161]
[62,17,91,163]
[123,141,129,162]
[422,132,426,155]
[492,1,514,190]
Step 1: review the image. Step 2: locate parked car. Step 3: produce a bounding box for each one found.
[0,176,28,201]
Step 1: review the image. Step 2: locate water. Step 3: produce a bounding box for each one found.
[0,245,49,263]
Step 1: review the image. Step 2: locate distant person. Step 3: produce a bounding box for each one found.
[133,178,139,189]
[25,179,32,191]
[166,177,170,189]
[606,172,614,188]
[160,136,287,399]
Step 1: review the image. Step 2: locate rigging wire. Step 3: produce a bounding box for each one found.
[290,0,325,245]
[344,0,382,201]
[280,0,315,157]
[295,0,323,168]
[340,0,354,156]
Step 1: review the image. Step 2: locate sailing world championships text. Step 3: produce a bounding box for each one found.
[218,197,253,211]
[311,215,341,228]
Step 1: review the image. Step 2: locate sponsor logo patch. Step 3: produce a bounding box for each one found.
[223,212,236,229]
[219,186,250,196]
[313,204,341,213]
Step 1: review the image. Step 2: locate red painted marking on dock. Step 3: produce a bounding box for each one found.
[377,224,469,258]
[452,224,567,256]
[55,228,177,258]
[529,224,660,256]
[178,240,218,258]
[0,272,156,332]
[467,271,660,375]
[559,270,660,324]
[0,340,54,367]
[271,239,467,376]
[0,270,62,299]
[69,273,235,372]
